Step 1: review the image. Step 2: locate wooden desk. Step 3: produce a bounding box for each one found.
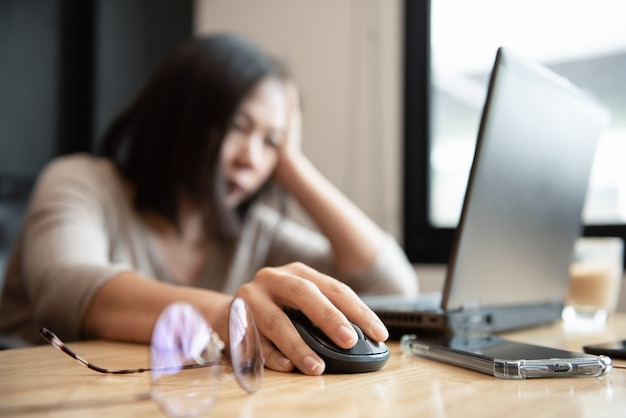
[1,316,625,418]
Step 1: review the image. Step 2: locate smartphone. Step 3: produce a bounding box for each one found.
[583,340,626,359]
[401,334,612,379]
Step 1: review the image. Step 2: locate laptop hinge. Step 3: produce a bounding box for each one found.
[462,299,482,311]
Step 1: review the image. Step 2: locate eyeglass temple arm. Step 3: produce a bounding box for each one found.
[39,327,221,374]
[39,327,149,374]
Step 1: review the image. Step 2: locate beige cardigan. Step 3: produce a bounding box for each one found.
[0,154,417,345]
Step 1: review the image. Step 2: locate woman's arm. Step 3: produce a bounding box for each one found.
[82,263,389,376]
[275,151,383,275]
[81,272,232,344]
[273,83,417,293]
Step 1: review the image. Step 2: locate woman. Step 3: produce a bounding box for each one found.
[0,34,418,375]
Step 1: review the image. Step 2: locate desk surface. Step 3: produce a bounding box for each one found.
[1,316,625,418]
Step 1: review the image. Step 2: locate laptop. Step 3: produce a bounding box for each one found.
[364,47,610,337]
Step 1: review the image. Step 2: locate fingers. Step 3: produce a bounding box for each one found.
[259,335,294,373]
[236,278,326,375]
[283,79,301,110]
[274,262,388,343]
[281,80,303,154]
[307,268,389,343]
[235,262,389,375]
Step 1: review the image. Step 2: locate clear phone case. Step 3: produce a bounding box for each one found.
[401,334,613,379]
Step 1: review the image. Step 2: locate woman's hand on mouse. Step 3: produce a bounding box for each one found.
[234,262,389,375]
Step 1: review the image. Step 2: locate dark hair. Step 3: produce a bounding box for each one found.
[100,34,288,241]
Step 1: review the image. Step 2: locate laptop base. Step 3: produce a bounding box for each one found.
[379,303,564,340]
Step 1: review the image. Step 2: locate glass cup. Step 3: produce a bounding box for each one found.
[562,237,624,326]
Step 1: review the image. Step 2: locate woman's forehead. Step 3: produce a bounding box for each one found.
[237,78,288,126]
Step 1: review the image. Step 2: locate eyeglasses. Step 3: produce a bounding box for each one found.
[40,297,264,417]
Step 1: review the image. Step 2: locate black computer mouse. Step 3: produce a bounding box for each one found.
[286,309,390,374]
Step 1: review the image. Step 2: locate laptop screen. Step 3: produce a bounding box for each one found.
[442,47,610,311]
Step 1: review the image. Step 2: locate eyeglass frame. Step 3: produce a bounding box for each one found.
[39,297,264,391]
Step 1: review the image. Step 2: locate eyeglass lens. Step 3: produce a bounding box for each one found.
[150,302,220,417]
[229,297,264,393]
[149,298,263,417]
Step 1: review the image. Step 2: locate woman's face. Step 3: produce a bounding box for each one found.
[220,78,288,208]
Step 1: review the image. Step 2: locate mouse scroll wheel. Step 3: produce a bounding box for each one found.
[351,324,366,340]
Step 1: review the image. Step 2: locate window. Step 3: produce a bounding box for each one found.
[403,0,626,263]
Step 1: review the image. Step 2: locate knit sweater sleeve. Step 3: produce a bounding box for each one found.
[19,155,134,341]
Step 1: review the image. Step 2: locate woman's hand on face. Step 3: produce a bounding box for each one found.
[282,80,303,155]
[234,262,389,376]
[273,81,304,185]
